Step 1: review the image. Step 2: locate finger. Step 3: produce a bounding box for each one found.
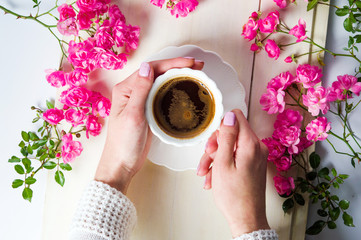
[215,111,239,167]
[150,57,203,76]
[205,131,218,155]
[191,60,204,70]
[125,62,154,115]
[110,80,133,117]
[197,153,213,177]
[203,167,212,190]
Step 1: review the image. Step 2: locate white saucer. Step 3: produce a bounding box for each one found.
[146,45,247,171]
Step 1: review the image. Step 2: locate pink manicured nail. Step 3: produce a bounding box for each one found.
[139,62,150,77]
[195,59,204,64]
[204,141,209,152]
[184,56,195,59]
[224,111,236,126]
[197,164,200,175]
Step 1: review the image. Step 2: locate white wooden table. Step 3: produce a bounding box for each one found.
[42,1,329,240]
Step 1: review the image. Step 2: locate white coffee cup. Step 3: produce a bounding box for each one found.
[146,68,223,147]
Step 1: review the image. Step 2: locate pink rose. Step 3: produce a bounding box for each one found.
[46,70,66,88]
[43,108,64,125]
[289,18,307,42]
[57,4,76,22]
[267,71,295,91]
[57,17,79,36]
[303,86,330,116]
[61,133,83,163]
[265,39,280,60]
[250,43,260,52]
[296,137,313,154]
[86,115,102,138]
[150,0,165,8]
[59,87,91,107]
[68,39,96,72]
[170,0,198,18]
[260,88,285,114]
[306,117,331,142]
[77,10,96,30]
[274,155,292,171]
[273,0,287,8]
[94,48,127,70]
[92,96,111,118]
[258,11,279,33]
[242,17,258,41]
[274,109,303,129]
[273,126,301,154]
[76,0,109,14]
[273,175,295,196]
[296,64,323,88]
[64,108,87,126]
[108,4,126,25]
[262,138,286,162]
[284,56,293,63]
[66,69,89,87]
[95,25,115,50]
[328,74,361,101]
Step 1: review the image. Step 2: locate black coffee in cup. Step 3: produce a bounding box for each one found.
[153,76,215,139]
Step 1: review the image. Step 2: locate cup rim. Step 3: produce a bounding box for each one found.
[145,68,224,147]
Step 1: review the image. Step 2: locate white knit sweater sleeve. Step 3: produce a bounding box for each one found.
[69,180,137,240]
[233,229,278,240]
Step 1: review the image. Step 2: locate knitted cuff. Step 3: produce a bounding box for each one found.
[233,229,279,240]
[69,180,137,240]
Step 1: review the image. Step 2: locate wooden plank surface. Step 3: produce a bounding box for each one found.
[42,1,329,239]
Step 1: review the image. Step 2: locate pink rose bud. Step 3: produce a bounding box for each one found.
[250,43,260,52]
[284,56,293,63]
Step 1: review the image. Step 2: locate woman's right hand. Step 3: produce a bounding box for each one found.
[198,109,270,237]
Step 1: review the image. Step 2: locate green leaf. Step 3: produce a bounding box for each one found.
[335,7,350,16]
[307,0,318,11]
[349,36,355,48]
[12,179,24,188]
[21,131,29,142]
[306,171,317,181]
[310,152,321,169]
[29,132,39,141]
[39,153,49,161]
[327,221,337,229]
[356,1,361,9]
[32,117,40,123]
[339,200,350,210]
[38,139,48,146]
[25,176,37,185]
[351,158,356,168]
[333,182,340,189]
[18,141,25,148]
[22,187,33,202]
[14,165,25,175]
[331,168,337,176]
[294,193,305,206]
[32,143,40,150]
[55,170,65,187]
[27,145,33,155]
[324,175,331,181]
[20,147,28,157]
[318,167,329,178]
[282,198,294,213]
[339,174,349,179]
[317,209,328,217]
[342,212,355,227]
[344,17,353,32]
[329,207,341,221]
[306,220,326,235]
[22,158,32,173]
[330,195,340,201]
[8,156,20,163]
[59,163,72,171]
[46,100,54,109]
[321,201,329,210]
[43,161,57,170]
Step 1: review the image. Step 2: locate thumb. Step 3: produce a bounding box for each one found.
[215,111,239,167]
[126,62,154,114]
